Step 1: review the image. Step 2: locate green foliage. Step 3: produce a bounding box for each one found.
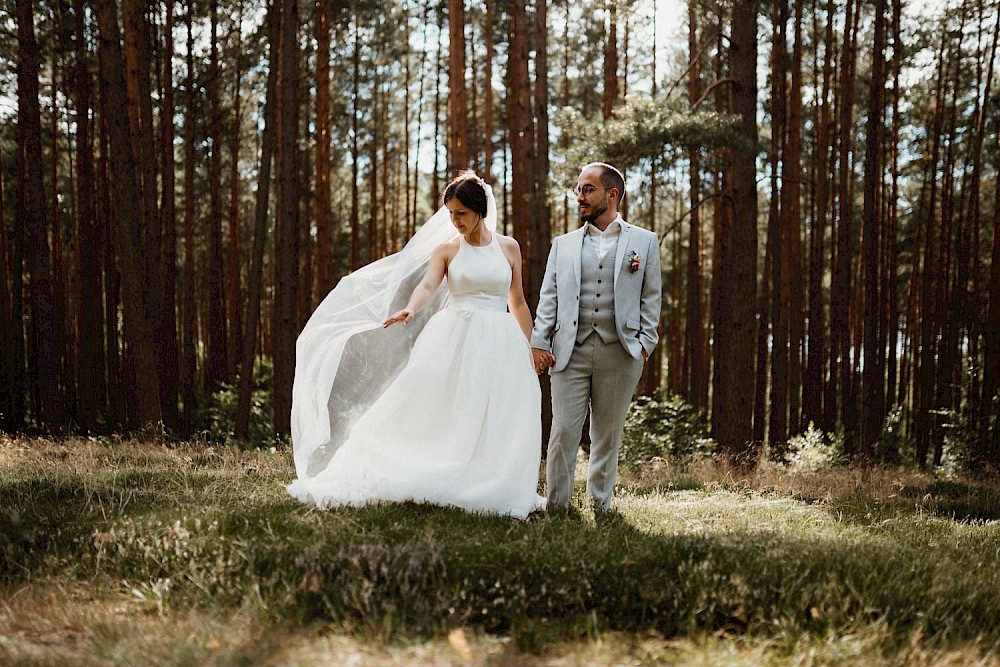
[555,99,745,182]
[195,359,277,447]
[621,395,714,467]
[783,424,845,472]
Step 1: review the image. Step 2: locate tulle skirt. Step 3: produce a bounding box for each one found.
[287,306,544,519]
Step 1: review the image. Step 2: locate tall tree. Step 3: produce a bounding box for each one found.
[236,0,279,441]
[17,0,63,429]
[712,0,758,463]
[0,151,16,430]
[602,0,618,119]
[94,0,162,426]
[227,5,245,378]
[206,0,229,392]
[448,0,467,172]
[181,0,198,435]
[159,0,179,432]
[506,0,536,295]
[860,0,889,457]
[532,0,551,310]
[272,0,301,437]
[75,0,106,430]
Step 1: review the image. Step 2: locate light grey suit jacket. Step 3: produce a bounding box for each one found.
[531,218,662,373]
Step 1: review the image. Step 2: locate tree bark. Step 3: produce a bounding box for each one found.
[448,0,467,172]
[860,0,888,458]
[94,0,161,427]
[181,0,197,436]
[236,0,279,441]
[506,0,536,297]
[206,0,229,392]
[159,0,179,432]
[602,0,618,119]
[712,0,758,463]
[272,0,301,437]
[18,0,64,430]
[227,12,244,379]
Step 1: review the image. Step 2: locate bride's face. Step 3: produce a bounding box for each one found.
[446,199,482,236]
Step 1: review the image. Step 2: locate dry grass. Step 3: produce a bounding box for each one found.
[2,434,999,666]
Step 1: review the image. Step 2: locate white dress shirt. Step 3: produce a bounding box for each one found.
[584,215,622,261]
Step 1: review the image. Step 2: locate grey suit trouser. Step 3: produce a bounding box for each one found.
[546,332,645,511]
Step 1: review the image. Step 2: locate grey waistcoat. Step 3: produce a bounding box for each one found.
[576,238,618,345]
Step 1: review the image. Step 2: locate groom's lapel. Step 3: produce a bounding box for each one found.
[569,226,586,292]
[613,221,631,290]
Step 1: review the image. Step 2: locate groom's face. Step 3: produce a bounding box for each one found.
[576,168,609,224]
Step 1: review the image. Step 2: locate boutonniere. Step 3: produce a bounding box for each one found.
[627,250,641,272]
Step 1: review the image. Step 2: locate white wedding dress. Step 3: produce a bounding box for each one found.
[288,231,544,519]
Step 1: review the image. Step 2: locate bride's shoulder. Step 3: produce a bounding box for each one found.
[495,233,520,250]
[433,238,461,259]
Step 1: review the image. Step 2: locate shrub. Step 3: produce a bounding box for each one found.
[783,424,845,472]
[620,394,714,466]
[195,360,276,447]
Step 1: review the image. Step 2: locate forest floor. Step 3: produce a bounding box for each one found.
[1,434,999,666]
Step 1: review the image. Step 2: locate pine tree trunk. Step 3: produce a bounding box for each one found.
[17,0,63,430]
[227,16,244,379]
[914,22,949,468]
[123,0,167,423]
[94,0,161,427]
[860,0,888,458]
[314,0,332,302]
[602,0,618,119]
[805,0,835,432]
[768,0,788,452]
[272,0,301,437]
[74,0,107,430]
[350,18,361,270]
[0,150,15,430]
[975,1,999,462]
[484,0,495,184]
[685,1,704,409]
[784,0,805,438]
[448,0,467,172]
[159,0,179,432]
[181,0,197,436]
[236,0,279,442]
[532,0,550,311]
[206,0,229,392]
[506,0,536,295]
[712,0,758,464]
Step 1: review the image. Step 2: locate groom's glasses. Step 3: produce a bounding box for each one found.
[573,184,604,198]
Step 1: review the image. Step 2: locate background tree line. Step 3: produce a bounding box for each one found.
[1,0,998,470]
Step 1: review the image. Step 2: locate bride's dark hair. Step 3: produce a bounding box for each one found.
[443,171,488,218]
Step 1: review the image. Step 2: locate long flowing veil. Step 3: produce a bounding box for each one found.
[291,184,499,479]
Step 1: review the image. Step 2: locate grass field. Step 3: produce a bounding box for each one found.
[2,434,998,665]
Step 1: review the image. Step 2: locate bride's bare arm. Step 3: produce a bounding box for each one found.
[502,237,534,341]
[383,244,451,327]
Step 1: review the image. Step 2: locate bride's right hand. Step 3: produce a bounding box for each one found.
[383,309,413,328]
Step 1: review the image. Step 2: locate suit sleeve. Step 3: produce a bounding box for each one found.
[530,240,559,351]
[638,232,662,355]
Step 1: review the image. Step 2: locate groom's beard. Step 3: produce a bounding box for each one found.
[579,196,609,224]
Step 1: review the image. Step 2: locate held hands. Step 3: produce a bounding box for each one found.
[383,309,413,328]
[531,348,556,374]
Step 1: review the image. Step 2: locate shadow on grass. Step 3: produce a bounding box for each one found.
[4,463,999,655]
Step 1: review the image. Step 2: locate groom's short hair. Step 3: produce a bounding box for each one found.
[582,162,626,206]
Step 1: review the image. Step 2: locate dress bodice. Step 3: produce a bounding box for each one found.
[447,234,511,312]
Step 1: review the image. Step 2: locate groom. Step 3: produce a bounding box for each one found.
[531,162,662,512]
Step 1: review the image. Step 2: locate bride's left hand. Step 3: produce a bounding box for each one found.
[383,309,413,328]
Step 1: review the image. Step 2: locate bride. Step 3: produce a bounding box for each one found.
[288,172,544,519]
